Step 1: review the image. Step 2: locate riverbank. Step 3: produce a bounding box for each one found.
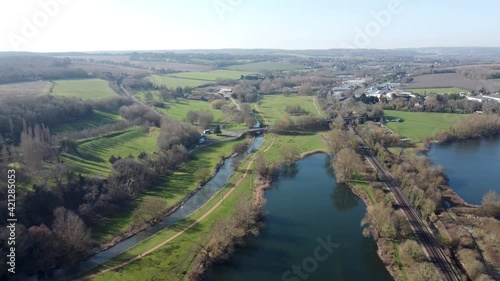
[74,136,274,281]
[94,139,245,252]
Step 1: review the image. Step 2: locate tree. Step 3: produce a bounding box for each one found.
[324,128,358,154]
[361,203,393,241]
[280,144,299,166]
[132,197,168,225]
[186,110,199,125]
[298,82,312,96]
[282,87,291,96]
[159,89,172,102]
[52,207,92,265]
[481,190,500,217]
[399,239,426,266]
[196,168,212,185]
[198,111,214,129]
[407,262,442,281]
[233,142,247,155]
[214,124,222,136]
[391,210,412,240]
[332,148,363,183]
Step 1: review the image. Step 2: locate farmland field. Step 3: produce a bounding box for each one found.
[226,61,305,72]
[147,75,212,88]
[52,79,118,100]
[51,110,122,133]
[0,81,53,100]
[61,127,158,176]
[384,110,470,142]
[257,94,324,124]
[156,100,226,122]
[168,70,254,81]
[406,73,500,92]
[406,87,468,95]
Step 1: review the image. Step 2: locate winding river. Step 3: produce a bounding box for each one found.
[427,136,500,205]
[205,153,392,281]
[36,136,265,281]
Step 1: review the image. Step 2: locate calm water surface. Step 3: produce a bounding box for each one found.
[427,137,500,205]
[205,153,392,281]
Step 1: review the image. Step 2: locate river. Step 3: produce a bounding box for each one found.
[33,136,265,281]
[205,153,392,281]
[427,136,500,205]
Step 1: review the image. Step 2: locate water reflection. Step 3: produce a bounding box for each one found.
[332,183,360,211]
[280,163,299,178]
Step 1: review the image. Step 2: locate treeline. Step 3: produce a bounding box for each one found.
[0,95,133,144]
[272,115,329,134]
[322,125,444,280]
[435,114,500,142]
[186,197,264,280]
[383,93,500,114]
[0,56,89,84]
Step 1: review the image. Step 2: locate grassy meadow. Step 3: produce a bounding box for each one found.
[52,79,118,100]
[156,100,226,122]
[257,94,324,124]
[384,110,470,142]
[51,110,122,133]
[61,127,158,177]
[91,136,247,242]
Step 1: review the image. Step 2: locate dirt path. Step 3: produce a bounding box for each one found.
[312,98,321,115]
[254,103,269,125]
[78,136,276,280]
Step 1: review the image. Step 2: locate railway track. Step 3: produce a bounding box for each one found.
[357,142,462,281]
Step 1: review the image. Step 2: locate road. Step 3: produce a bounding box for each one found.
[356,137,462,281]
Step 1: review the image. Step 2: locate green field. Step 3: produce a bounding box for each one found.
[226,61,305,72]
[91,136,246,242]
[257,94,324,124]
[52,79,118,100]
[61,127,158,177]
[406,88,468,95]
[384,110,470,142]
[156,100,226,122]
[147,75,212,88]
[169,70,254,81]
[52,110,122,133]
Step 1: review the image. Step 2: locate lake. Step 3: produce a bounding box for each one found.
[205,153,392,281]
[427,136,500,205]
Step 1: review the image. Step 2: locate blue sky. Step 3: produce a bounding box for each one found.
[1,0,499,52]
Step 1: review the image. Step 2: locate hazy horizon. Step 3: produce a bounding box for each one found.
[2,0,500,52]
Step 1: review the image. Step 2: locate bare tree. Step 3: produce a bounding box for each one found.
[332,147,363,183]
[361,203,393,241]
[298,82,312,96]
[186,110,199,125]
[280,144,300,166]
[198,111,214,129]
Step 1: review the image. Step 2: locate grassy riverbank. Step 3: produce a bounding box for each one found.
[91,136,247,242]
